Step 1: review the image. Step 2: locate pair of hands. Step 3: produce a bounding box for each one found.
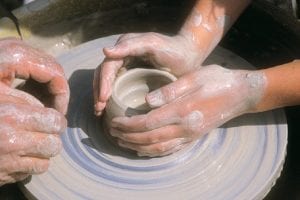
[0,38,69,185]
[93,33,264,157]
[0,31,262,186]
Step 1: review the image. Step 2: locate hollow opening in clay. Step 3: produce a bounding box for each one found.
[112,68,176,116]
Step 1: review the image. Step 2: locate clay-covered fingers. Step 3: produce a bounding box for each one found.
[117,138,189,157]
[111,105,182,132]
[103,33,160,59]
[110,125,186,144]
[115,33,142,44]
[0,103,67,134]
[93,58,124,115]
[146,73,201,108]
[0,155,49,176]
[0,38,70,114]
[0,130,61,158]
[8,173,30,183]
[18,57,69,115]
[0,156,49,186]
[0,82,43,106]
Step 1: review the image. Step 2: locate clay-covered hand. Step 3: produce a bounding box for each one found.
[0,37,70,114]
[0,82,67,186]
[93,32,204,115]
[109,65,266,157]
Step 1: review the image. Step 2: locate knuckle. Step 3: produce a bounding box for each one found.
[0,104,18,117]
[182,111,204,136]
[183,101,195,113]
[38,135,62,157]
[154,143,166,153]
[145,134,159,144]
[0,128,17,153]
[32,159,49,174]
[44,108,67,133]
[148,34,163,46]
[161,85,176,102]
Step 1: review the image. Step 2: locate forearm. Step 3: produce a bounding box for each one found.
[255,60,300,112]
[179,0,251,59]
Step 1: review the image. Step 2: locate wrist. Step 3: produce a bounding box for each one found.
[254,60,300,112]
[239,70,267,114]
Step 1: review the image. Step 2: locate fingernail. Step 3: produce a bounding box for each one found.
[94,102,106,110]
[94,111,102,116]
[146,89,165,108]
[94,102,106,116]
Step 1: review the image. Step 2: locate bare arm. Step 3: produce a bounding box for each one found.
[179,0,251,59]
[255,60,300,112]
[94,0,251,115]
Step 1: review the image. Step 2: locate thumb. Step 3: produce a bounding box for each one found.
[103,36,155,59]
[146,73,199,108]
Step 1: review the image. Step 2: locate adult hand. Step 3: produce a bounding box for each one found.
[0,82,67,186]
[0,38,69,185]
[108,65,266,157]
[93,32,204,115]
[0,37,69,114]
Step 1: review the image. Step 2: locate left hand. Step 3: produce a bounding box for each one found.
[0,38,69,114]
[93,32,204,115]
[109,65,266,157]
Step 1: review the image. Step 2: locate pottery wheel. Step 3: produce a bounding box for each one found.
[21,35,287,200]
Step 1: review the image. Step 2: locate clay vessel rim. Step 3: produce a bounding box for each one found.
[111,68,177,110]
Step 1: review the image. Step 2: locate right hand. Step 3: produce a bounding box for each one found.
[93,32,204,115]
[0,82,66,186]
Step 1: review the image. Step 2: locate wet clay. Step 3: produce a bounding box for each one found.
[104,68,176,146]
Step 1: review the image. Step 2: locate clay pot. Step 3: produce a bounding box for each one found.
[103,68,176,142]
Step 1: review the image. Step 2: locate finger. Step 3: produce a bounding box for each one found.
[0,82,43,107]
[115,33,141,44]
[103,34,158,59]
[1,39,69,114]
[52,92,69,115]
[22,58,69,114]
[146,72,200,108]
[110,125,185,144]
[0,173,28,186]
[47,76,70,115]
[0,104,67,134]
[93,66,106,116]
[94,58,124,114]
[12,157,49,174]
[23,133,62,158]
[0,154,49,174]
[117,138,188,157]
[0,131,62,158]
[93,66,100,112]
[137,144,187,157]
[111,106,181,132]
[10,172,30,182]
